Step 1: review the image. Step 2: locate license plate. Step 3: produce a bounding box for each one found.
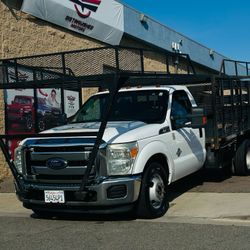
[44,190,65,203]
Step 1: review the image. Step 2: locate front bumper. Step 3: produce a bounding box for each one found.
[15,175,141,212]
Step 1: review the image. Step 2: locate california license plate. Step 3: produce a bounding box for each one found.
[44,190,65,203]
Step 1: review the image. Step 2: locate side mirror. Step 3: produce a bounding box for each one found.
[171,107,207,129]
[188,107,207,129]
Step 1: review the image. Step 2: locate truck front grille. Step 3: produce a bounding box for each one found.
[24,145,95,183]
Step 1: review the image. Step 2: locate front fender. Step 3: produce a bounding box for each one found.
[133,140,175,184]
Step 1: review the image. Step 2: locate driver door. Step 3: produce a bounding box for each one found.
[169,90,205,181]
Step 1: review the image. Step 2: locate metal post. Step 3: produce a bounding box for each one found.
[14,59,19,83]
[61,54,66,116]
[220,60,226,75]
[187,59,190,74]
[115,47,120,72]
[33,70,39,133]
[212,76,219,148]
[230,79,234,136]
[166,54,170,74]
[140,49,144,73]
[234,61,238,77]
[76,74,120,199]
[239,80,243,132]
[220,79,225,137]
[187,55,196,74]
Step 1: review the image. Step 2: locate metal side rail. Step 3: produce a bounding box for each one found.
[220,59,250,77]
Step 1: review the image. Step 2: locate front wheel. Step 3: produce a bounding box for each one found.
[136,162,169,219]
[38,117,46,132]
[24,114,33,131]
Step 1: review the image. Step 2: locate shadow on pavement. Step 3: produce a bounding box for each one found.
[30,211,137,222]
[29,169,235,221]
[168,168,232,202]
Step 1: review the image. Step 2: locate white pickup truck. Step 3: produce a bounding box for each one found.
[14,85,208,218]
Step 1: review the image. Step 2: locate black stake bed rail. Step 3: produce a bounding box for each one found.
[0,46,249,199]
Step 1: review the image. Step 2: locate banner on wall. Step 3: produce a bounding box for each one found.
[21,0,124,45]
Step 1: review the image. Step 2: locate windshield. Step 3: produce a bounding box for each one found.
[14,96,32,105]
[71,90,168,124]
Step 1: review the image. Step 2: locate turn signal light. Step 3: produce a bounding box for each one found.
[130,147,139,158]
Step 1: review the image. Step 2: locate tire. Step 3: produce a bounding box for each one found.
[38,117,46,131]
[234,140,250,176]
[136,162,169,219]
[24,114,33,131]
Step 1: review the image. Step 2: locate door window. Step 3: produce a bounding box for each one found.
[171,90,192,129]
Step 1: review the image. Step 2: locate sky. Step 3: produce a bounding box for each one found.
[122,0,250,61]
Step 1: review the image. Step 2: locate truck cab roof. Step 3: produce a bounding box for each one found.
[94,85,190,96]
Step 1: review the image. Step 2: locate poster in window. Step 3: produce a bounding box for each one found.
[64,90,80,118]
[36,88,63,131]
[5,66,35,134]
[4,66,35,158]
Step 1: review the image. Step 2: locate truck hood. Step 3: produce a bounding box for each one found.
[42,121,161,143]
[8,103,31,110]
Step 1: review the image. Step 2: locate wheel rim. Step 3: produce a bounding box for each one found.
[246,147,250,171]
[149,173,166,209]
[38,120,45,131]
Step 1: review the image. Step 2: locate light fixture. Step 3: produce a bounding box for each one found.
[171,39,183,53]
[172,42,180,51]
[209,49,214,59]
[140,13,148,23]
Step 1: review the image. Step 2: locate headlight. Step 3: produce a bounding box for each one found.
[14,146,23,174]
[107,142,139,176]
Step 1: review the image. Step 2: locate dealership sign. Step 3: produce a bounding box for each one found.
[70,0,101,18]
[21,0,124,45]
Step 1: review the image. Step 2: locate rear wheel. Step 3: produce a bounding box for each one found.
[234,140,250,175]
[136,162,169,219]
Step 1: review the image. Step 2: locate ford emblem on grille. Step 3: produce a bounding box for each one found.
[46,158,68,170]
